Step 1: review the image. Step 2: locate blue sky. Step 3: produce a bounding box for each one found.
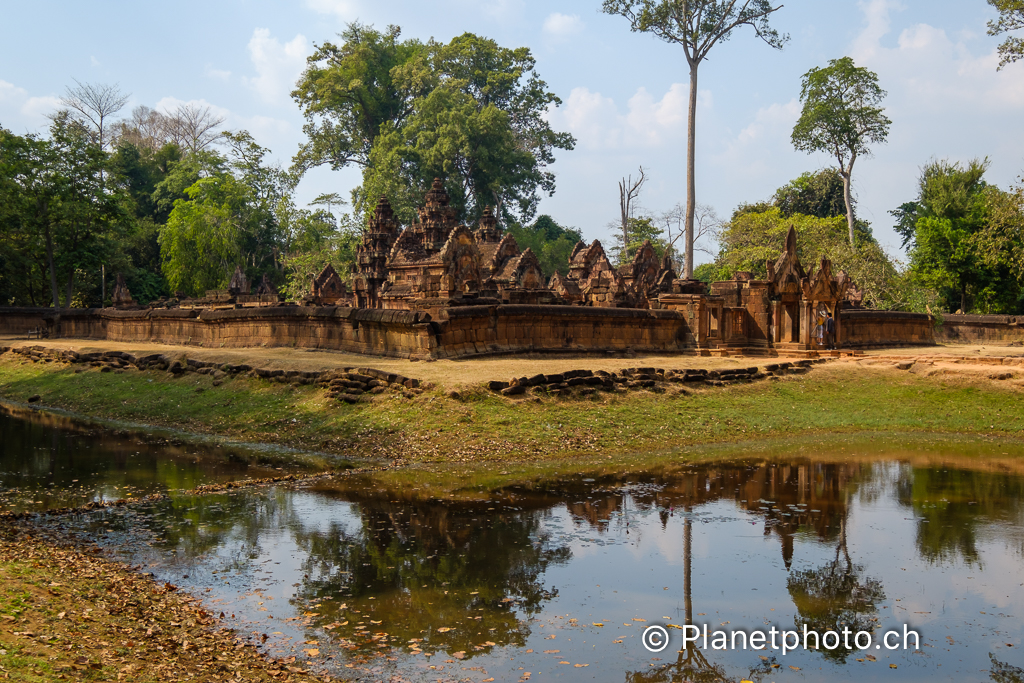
[2,0,1022,263]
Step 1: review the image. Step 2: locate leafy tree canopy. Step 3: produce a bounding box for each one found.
[293,24,575,227]
[988,0,1024,69]
[902,159,1024,314]
[772,168,849,219]
[713,206,926,311]
[792,57,890,246]
[507,215,582,279]
[159,132,290,297]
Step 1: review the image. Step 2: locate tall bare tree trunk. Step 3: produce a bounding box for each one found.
[841,163,856,247]
[65,270,75,309]
[684,64,699,279]
[684,512,693,624]
[42,214,61,310]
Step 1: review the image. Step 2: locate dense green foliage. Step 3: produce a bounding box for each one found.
[772,169,849,219]
[292,24,575,226]
[899,160,1024,314]
[702,171,934,311]
[0,115,128,308]
[0,110,355,306]
[506,215,583,278]
[607,216,667,267]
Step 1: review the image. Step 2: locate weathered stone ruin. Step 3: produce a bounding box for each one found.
[0,181,944,359]
[309,264,351,306]
[228,265,250,296]
[110,273,135,308]
[337,181,859,353]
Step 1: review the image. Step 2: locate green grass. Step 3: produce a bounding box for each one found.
[1,357,1023,465]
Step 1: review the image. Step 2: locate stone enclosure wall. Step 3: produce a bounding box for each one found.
[839,310,936,348]
[935,314,1024,345]
[435,305,692,358]
[8,305,1023,358]
[0,306,437,359]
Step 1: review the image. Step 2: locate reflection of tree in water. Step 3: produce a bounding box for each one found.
[898,468,1024,566]
[125,489,300,566]
[786,518,884,664]
[991,653,1024,683]
[290,496,571,657]
[624,517,769,683]
[0,407,276,506]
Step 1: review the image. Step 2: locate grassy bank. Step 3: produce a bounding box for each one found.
[2,353,1023,465]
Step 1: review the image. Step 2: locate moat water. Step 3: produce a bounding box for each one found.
[3,409,1024,682]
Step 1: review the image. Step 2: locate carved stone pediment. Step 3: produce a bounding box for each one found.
[768,226,807,298]
[439,225,482,292]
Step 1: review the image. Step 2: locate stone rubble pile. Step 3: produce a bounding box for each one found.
[0,345,425,404]
[487,359,830,398]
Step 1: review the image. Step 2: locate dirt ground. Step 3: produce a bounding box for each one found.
[0,527,333,682]
[2,335,1022,389]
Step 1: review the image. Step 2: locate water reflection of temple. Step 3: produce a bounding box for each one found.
[505,460,868,570]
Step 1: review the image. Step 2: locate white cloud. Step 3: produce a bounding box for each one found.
[0,79,60,129]
[548,83,698,150]
[0,79,28,104]
[712,99,801,181]
[838,0,1024,250]
[851,0,904,62]
[543,12,584,39]
[851,1,1024,113]
[22,95,61,121]
[205,66,232,82]
[236,114,293,141]
[304,0,358,18]
[90,55,100,68]
[243,29,309,105]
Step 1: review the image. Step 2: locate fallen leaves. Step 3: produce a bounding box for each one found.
[0,530,331,683]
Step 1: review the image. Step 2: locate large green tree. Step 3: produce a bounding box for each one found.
[159,133,289,296]
[0,114,125,308]
[292,24,426,174]
[0,127,53,306]
[714,207,913,309]
[105,141,187,303]
[792,57,891,247]
[988,0,1024,69]
[293,25,574,226]
[903,159,1021,314]
[601,0,787,279]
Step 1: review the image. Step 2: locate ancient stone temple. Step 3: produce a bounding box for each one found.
[3,177,914,360]
[310,264,350,306]
[337,181,861,353]
[353,195,400,309]
[353,179,554,315]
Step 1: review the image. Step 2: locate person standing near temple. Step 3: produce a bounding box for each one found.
[825,311,836,350]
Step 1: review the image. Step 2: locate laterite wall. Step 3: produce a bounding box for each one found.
[839,310,935,348]
[935,314,1024,345]
[435,305,693,358]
